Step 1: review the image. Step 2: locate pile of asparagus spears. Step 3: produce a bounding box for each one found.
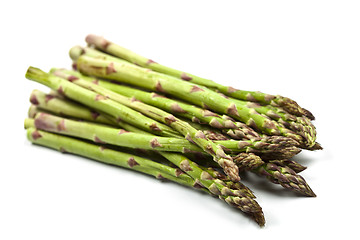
[24,35,321,226]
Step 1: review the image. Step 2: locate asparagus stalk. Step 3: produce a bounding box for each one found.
[31,111,299,164]
[29,89,116,125]
[69,47,317,149]
[25,67,181,138]
[44,68,241,181]
[26,126,265,226]
[52,67,261,141]
[70,43,318,150]
[253,162,316,197]
[28,92,301,158]
[29,90,152,135]
[26,127,195,186]
[269,159,307,173]
[31,112,203,153]
[75,55,316,149]
[85,34,314,120]
[29,111,308,197]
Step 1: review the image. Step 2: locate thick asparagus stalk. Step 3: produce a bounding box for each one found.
[44,68,241,181]
[85,34,314,120]
[25,66,180,138]
[75,55,316,149]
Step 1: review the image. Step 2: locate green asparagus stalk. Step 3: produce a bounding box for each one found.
[43,68,241,182]
[45,75,298,157]
[25,67,181,138]
[31,111,299,165]
[253,162,316,197]
[56,64,317,149]
[25,126,265,226]
[75,55,315,149]
[52,67,262,141]
[69,47,317,149]
[31,112,203,153]
[29,90,152,135]
[28,95,301,157]
[85,34,314,120]
[71,44,317,150]
[50,68,301,157]
[29,89,116,125]
[26,127,195,187]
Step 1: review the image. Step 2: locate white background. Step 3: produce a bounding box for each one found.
[1,0,359,239]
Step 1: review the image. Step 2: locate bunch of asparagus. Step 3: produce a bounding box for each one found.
[24,35,321,226]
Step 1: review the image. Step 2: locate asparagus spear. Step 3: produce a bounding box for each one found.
[269,159,307,173]
[43,68,241,181]
[253,162,316,197]
[85,34,314,120]
[70,44,318,150]
[29,89,116,125]
[52,67,261,140]
[75,55,316,149]
[29,90,152,135]
[25,66,181,138]
[31,112,203,153]
[26,127,194,186]
[28,93,301,157]
[26,126,265,226]
[29,111,308,197]
[69,47,317,149]
[53,76,301,157]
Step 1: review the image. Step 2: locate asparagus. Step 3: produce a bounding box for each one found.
[31,112,204,153]
[85,34,314,120]
[25,67,181,138]
[28,91,301,157]
[43,68,241,181]
[26,126,265,226]
[29,89,116,125]
[269,159,307,173]
[156,151,264,221]
[196,165,256,198]
[52,67,261,141]
[50,69,302,157]
[253,162,316,197]
[32,111,299,166]
[29,90,152,135]
[75,55,316,149]
[26,127,195,186]
[70,47,317,149]
[233,153,264,171]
